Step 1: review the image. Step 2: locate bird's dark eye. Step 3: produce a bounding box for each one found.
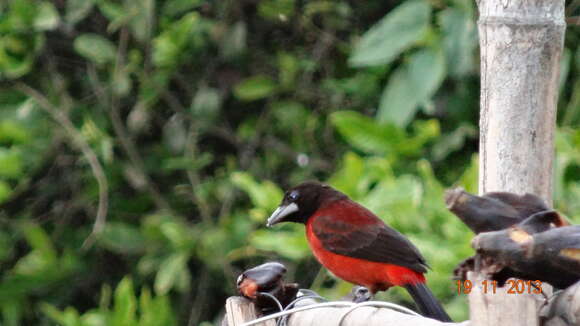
[288,191,299,201]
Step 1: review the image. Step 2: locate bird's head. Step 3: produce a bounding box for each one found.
[266,181,344,226]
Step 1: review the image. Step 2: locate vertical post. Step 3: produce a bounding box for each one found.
[224,297,276,326]
[474,0,565,325]
[477,0,565,201]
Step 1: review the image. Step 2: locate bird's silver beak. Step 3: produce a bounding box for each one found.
[266,203,299,227]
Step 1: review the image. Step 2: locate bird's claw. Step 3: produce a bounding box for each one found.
[351,286,372,303]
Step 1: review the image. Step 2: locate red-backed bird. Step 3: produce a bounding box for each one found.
[267,181,451,322]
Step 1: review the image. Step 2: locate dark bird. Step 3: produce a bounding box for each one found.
[237,262,299,312]
[267,181,451,322]
[444,188,559,234]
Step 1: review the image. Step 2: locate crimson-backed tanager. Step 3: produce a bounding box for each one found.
[267,181,451,322]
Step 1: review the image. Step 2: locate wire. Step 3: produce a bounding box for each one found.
[285,293,327,310]
[277,291,327,326]
[240,300,422,326]
[240,302,356,326]
[337,301,422,326]
[257,292,285,313]
[296,289,322,297]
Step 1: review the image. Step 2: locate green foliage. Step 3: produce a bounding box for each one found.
[0,0,578,325]
[234,76,279,102]
[378,47,446,127]
[331,111,439,158]
[349,0,431,67]
[152,12,210,68]
[258,0,295,21]
[74,34,117,65]
[231,172,283,216]
[99,222,147,254]
[41,278,176,326]
[438,6,477,78]
[0,223,83,326]
[0,148,24,178]
[0,0,48,78]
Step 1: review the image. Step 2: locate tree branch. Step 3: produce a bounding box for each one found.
[15,83,109,248]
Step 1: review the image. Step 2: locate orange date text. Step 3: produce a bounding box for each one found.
[455,280,543,295]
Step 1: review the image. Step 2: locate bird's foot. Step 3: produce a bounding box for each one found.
[351,286,372,303]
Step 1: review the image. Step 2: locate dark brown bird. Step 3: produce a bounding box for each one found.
[237,262,298,312]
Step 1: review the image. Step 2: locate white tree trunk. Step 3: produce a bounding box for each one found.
[477,0,565,201]
[474,0,565,325]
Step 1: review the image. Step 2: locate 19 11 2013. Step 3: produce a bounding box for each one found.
[456,279,543,295]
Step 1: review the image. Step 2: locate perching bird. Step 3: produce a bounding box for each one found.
[266,181,451,322]
[237,262,299,312]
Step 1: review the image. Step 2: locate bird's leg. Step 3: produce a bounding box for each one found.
[351,286,373,303]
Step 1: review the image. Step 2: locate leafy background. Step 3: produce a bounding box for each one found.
[0,0,578,325]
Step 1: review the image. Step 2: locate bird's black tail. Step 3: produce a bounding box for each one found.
[404,283,452,322]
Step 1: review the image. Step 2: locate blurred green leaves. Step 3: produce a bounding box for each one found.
[0,120,30,144]
[349,0,431,67]
[220,21,247,59]
[132,214,197,296]
[0,0,57,78]
[331,110,404,155]
[0,181,11,203]
[42,278,176,326]
[0,33,42,79]
[378,47,446,127]
[251,228,309,260]
[348,0,478,128]
[66,0,94,25]
[34,2,59,31]
[154,253,190,295]
[331,110,439,157]
[191,86,222,122]
[0,148,23,179]
[234,76,278,102]
[0,223,83,326]
[152,12,209,68]
[74,34,117,65]
[231,172,283,220]
[258,0,295,21]
[1,0,43,31]
[278,52,300,90]
[439,6,477,78]
[99,222,147,254]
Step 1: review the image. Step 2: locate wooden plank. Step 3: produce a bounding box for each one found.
[223,288,580,326]
[285,304,468,326]
[223,296,468,326]
[225,297,276,326]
